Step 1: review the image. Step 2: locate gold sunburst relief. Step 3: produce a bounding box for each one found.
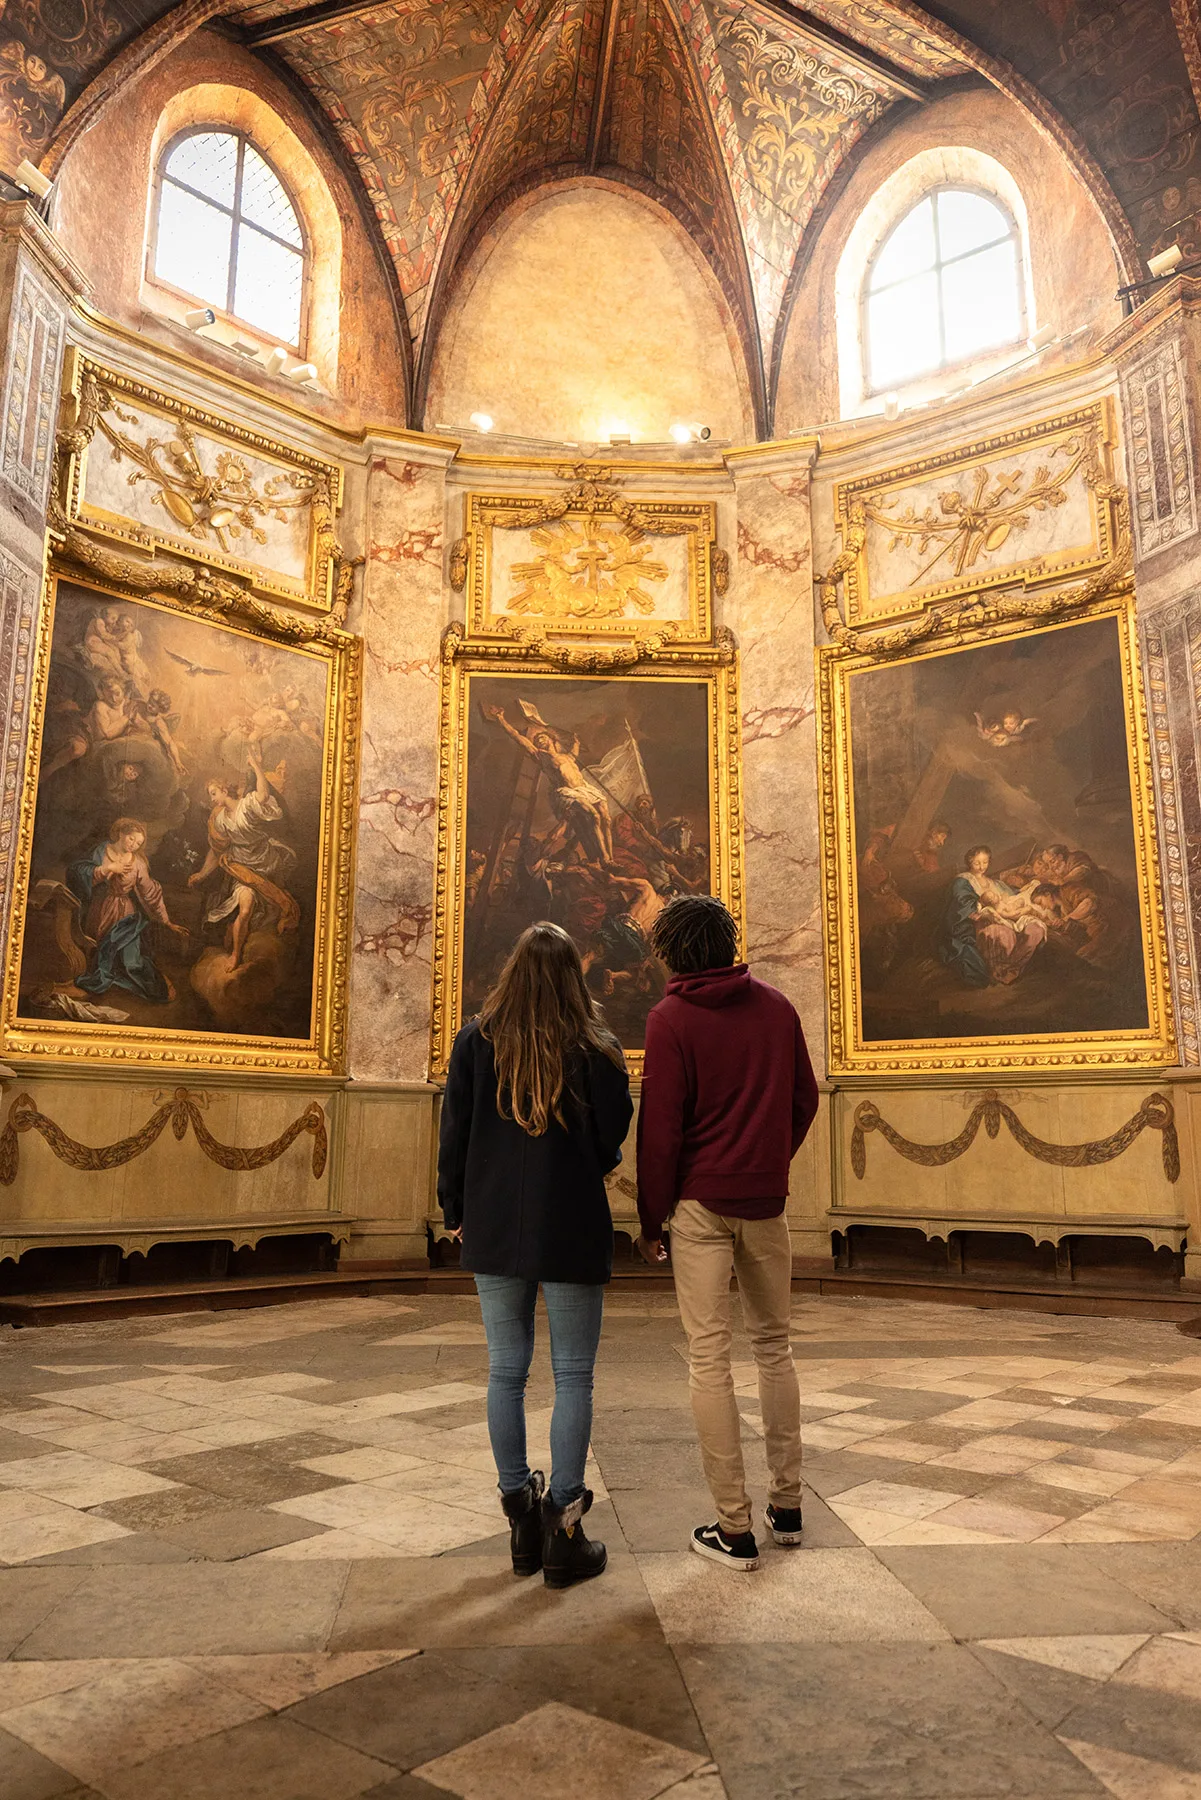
[458,479,719,642]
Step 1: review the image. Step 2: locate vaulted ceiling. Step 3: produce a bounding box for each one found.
[9,0,1201,431]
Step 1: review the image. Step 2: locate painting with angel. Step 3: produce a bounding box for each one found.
[821,602,1173,1070]
[4,574,355,1071]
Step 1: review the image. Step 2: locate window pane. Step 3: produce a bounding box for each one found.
[155,182,232,309]
[867,271,941,388]
[164,131,238,208]
[936,188,1011,261]
[941,238,1022,362]
[240,144,303,248]
[233,225,303,343]
[869,198,935,292]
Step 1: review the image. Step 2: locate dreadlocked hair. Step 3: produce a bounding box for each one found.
[479,921,625,1136]
[650,894,739,974]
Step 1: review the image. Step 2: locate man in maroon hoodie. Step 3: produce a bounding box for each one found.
[635,894,818,1571]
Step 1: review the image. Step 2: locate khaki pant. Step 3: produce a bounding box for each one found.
[669,1198,803,1535]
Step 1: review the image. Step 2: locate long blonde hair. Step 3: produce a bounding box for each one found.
[479,922,624,1135]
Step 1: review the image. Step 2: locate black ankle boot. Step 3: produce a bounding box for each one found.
[541,1488,607,1589]
[500,1470,545,1576]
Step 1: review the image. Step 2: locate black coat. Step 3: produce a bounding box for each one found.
[437,1020,634,1284]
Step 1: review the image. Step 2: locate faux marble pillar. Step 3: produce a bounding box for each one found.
[348,441,455,1081]
[0,198,84,943]
[729,442,829,1263]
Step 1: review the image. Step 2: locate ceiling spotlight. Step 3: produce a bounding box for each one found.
[882,393,900,420]
[469,411,494,432]
[184,307,216,330]
[14,159,52,200]
[264,346,288,376]
[670,423,691,445]
[1149,243,1183,279]
[1027,323,1057,351]
[283,362,319,385]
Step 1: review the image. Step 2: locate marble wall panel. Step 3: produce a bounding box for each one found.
[1120,329,1199,562]
[0,544,42,941]
[348,450,450,1081]
[0,255,66,521]
[730,454,824,1053]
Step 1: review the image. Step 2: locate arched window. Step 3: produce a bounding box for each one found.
[151,129,306,348]
[863,187,1024,394]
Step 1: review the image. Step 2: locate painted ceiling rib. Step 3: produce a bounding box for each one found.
[752,0,932,102]
[239,0,388,47]
[587,0,624,173]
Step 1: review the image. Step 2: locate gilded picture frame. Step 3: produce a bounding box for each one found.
[819,590,1175,1074]
[430,627,744,1077]
[2,564,360,1075]
[833,400,1120,626]
[459,485,718,643]
[57,349,345,613]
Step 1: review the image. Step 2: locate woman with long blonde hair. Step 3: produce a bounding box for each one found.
[438,922,632,1588]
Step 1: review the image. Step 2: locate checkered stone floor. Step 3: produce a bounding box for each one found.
[1,1291,1200,1798]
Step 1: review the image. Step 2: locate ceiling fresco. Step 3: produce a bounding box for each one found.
[7,0,1201,424]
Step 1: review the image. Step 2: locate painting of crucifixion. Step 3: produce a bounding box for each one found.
[451,670,718,1055]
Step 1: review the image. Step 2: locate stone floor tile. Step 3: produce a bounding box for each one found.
[677,1643,1105,1799]
[0,1663,106,1712]
[605,1486,715,1554]
[17,1562,348,1658]
[296,1449,426,1481]
[923,1495,1067,1541]
[282,1648,537,1768]
[1114,1634,1201,1702]
[330,1550,662,1649]
[252,1529,402,1559]
[655,1773,726,1800]
[0,1657,266,1782]
[0,1452,178,1509]
[142,1448,348,1505]
[1059,1738,1201,1799]
[0,1496,133,1566]
[410,1701,704,1800]
[155,1509,328,1561]
[1086,1544,1201,1628]
[26,1533,196,1568]
[95,1713,398,1800]
[269,1485,501,1554]
[0,1724,80,1800]
[1056,1673,1201,1774]
[977,1635,1149,1680]
[637,1546,949,1643]
[188,1651,420,1710]
[825,1480,964,1520]
[0,1569,87,1657]
[875,1545,1176,1638]
[89,1485,237,1533]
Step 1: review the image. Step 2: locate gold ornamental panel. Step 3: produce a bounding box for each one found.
[458,477,718,643]
[833,401,1120,625]
[57,349,345,613]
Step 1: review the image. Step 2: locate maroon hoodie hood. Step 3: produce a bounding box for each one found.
[665,963,752,1008]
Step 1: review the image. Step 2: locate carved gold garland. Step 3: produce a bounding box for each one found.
[0,1087,329,1185]
[57,351,351,614]
[850,1089,1179,1184]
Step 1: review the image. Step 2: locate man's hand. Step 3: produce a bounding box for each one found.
[635,1234,668,1266]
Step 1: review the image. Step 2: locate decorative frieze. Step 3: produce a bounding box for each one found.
[1120,333,1199,561]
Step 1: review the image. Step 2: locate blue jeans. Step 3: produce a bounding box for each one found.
[474,1276,604,1508]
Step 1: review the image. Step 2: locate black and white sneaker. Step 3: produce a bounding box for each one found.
[765,1504,804,1545]
[690,1521,760,1571]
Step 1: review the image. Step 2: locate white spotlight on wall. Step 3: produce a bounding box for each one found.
[882,392,900,421]
[1145,246,1181,280]
[284,362,319,385]
[264,346,288,376]
[1027,323,1058,351]
[670,423,692,445]
[14,159,52,200]
[469,411,494,432]
[184,306,216,330]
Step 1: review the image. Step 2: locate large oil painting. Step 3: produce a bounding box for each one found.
[2,574,358,1072]
[431,647,743,1074]
[821,601,1174,1071]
